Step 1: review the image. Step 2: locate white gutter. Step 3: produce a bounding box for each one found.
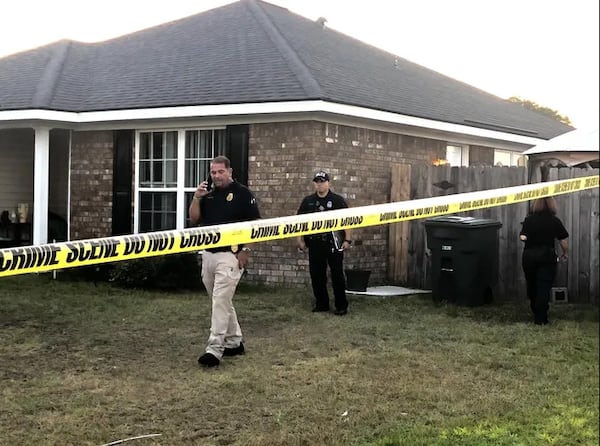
[0,100,546,145]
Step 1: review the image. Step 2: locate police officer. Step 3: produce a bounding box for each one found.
[520,197,568,325]
[189,156,260,367]
[297,171,352,315]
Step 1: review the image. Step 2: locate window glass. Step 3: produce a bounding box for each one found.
[152,160,163,184]
[199,131,211,158]
[139,161,151,186]
[138,192,177,232]
[185,130,198,158]
[137,129,226,232]
[493,150,525,167]
[186,160,198,187]
[184,129,226,188]
[165,160,177,186]
[140,212,151,232]
[185,192,196,228]
[165,132,177,158]
[446,145,463,166]
[140,191,152,209]
[152,133,163,159]
[215,130,226,154]
[138,131,178,188]
[139,133,150,159]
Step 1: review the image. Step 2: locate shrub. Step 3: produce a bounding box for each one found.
[55,264,113,284]
[108,253,202,290]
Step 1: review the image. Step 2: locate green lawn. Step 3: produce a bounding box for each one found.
[1,275,598,446]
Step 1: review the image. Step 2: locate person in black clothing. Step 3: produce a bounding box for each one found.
[519,197,568,325]
[297,171,352,315]
[189,156,261,367]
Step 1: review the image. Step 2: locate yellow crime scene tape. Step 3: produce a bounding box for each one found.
[0,175,598,277]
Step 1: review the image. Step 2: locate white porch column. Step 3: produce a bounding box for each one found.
[33,127,50,245]
[176,130,186,229]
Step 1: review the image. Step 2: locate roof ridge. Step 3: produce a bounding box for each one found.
[31,40,72,108]
[246,0,323,98]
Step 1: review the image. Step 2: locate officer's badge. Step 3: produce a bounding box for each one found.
[327,201,333,208]
[226,193,233,201]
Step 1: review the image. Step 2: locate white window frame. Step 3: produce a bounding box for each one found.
[134,127,225,233]
[494,149,525,167]
[446,144,469,166]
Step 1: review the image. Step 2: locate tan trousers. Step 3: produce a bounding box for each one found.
[200,251,243,358]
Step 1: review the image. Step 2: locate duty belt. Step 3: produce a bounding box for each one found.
[206,246,235,253]
[307,234,330,242]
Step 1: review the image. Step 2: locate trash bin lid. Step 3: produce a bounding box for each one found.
[423,215,502,228]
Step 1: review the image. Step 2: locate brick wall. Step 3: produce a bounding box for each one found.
[63,124,500,287]
[246,121,446,286]
[70,131,114,240]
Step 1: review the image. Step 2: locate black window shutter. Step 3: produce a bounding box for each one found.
[112,130,134,235]
[225,125,249,185]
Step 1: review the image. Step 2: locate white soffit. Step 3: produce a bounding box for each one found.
[0,100,545,146]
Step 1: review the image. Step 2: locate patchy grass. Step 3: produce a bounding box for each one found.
[0,275,598,446]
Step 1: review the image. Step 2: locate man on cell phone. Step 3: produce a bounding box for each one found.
[297,170,352,315]
[189,156,260,367]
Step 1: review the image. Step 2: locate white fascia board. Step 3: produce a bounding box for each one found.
[317,102,544,146]
[0,101,546,146]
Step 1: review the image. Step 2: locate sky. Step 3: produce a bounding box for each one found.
[1,0,598,129]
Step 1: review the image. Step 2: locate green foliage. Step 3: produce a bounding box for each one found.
[509,96,572,125]
[55,264,113,283]
[108,253,201,290]
[366,408,599,445]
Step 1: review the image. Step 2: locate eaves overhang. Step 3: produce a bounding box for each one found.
[0,100,547,149]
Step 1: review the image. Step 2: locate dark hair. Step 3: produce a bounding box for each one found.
[532,197,558,215]
[211,155,231,168]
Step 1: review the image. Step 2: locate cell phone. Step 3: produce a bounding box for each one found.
[206,176,213,191]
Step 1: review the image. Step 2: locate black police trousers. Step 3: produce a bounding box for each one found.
[307,242,347,311]
[523,259,556,324]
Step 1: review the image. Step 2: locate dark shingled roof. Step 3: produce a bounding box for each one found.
[0,0,572,139]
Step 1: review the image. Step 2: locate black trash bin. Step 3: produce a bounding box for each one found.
[423,216,502,306]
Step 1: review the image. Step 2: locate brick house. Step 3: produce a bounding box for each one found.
[0,0,572,285]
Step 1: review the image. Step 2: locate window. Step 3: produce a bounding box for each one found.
[185,130,226,188]
[139,131,178,188]
[494,150,526,167]
[183,129,226,227]
[139,191,177,231]
[136,129,226,233]
[446,144,469,166]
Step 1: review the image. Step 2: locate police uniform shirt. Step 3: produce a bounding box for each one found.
[297,190,348,243]
[520,211,568,250]
[298,190,348,215]
[200,181,260,226]
[200,181,260,252]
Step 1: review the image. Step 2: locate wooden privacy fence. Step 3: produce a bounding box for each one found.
[389,165,599,304]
